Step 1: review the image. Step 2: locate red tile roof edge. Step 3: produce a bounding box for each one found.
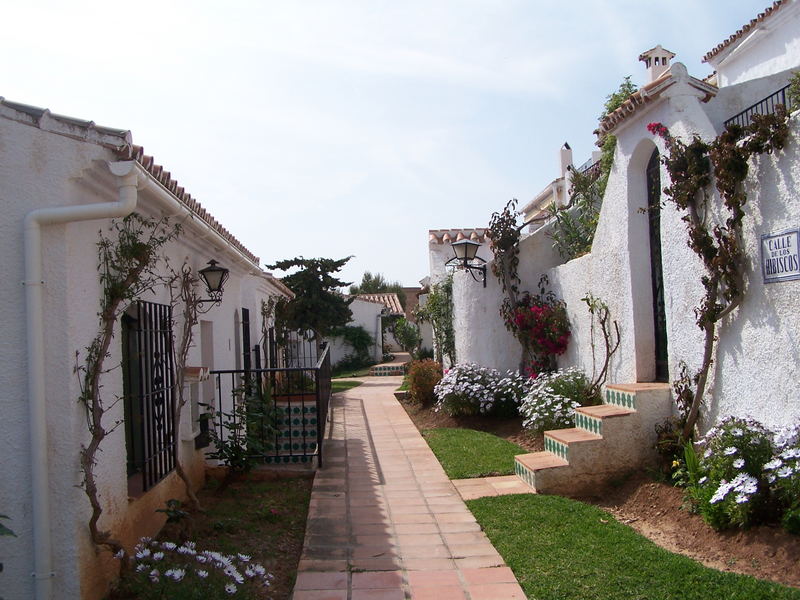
[0,97,261,268]
[428,228,490,244]
[355,293,405,315]
[116,144,260,266]
[703,1,786,63]
[594,71,718,140]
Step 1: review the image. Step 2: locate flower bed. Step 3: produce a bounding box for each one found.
[681,417,800,533]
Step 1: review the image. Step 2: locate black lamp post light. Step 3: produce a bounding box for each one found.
[446,239,487,287]
[198,259,230,304]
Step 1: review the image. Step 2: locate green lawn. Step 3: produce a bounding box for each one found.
[422,428,527,479]
[467,493,800,600]
[331,379,363,394]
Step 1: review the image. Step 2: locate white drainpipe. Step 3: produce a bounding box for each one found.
[23,160,138,600]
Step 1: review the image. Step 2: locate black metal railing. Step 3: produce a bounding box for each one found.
[576,158,600,175]
[724,84,793,129]
[209,342,331,468]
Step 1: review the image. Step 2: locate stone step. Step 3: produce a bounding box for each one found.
[515,451,572,494]
[369,364,406,376]
[574,404,634,436]
[544,428,603,469]
[514,382,675,496]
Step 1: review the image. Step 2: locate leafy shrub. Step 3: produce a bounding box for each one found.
[392,318,422,354]
[501,278,570,375]
[207,384,275,491]
[407,359,442,406]
[117,538,273,599]
[687,417,774,530]
[765,423,800,533]
[415,346,434,360]
[548,167,601,261]
[492,370,535,418]
[435,363,499,417]
[433,363,531,417]
[330,325,373,364]
[518,368,592,433]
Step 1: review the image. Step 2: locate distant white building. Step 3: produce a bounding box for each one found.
[0,98,292,600]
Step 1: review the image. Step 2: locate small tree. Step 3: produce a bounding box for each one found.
[598,76,639,196]
[266,256,354,346]
[415,277,455,365]
[392,317,421,355]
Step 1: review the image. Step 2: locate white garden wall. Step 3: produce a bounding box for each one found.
[328,297,383,366]
[448,65,800,436]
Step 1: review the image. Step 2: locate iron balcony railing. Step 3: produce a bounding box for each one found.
[576,158,600,175]
[209,342,331,468]
[724,84,794,129]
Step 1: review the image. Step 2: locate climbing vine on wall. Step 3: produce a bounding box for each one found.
[489,201,571,374]
[76,214,179,559]
[647,105,790,440]
[415,276,455,366]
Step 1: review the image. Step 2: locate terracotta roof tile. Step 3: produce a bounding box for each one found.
[1,97,261,267]
[703,1,787,64]
[594,67,717,140]
[356,293,405,315]
[428,228,490,245]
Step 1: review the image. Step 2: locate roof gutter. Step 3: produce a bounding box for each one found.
[134,166,261,276]
[23,160,138,600]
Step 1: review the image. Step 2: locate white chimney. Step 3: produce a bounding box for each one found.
[638,45,676,83]
[559,142,573,178]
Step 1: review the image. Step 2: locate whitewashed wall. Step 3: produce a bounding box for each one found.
[709,2,800,87]
[0,112,288,600]
[449,67,800,434]
[328,298,383,365]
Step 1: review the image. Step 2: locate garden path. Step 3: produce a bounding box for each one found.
[291,375,526,600]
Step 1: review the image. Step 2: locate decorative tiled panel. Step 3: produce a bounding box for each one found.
[275,405,318,416]
[575,412,602,435]
[370,365,405,376]
[605,388,636,409]
[515,460,535,488]
[544,436,568,460]
[264,455,313,464]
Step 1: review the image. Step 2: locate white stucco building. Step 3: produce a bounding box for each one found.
[0,98,293,600]
[438,0,800,433]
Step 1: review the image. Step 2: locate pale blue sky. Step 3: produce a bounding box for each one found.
[2,1,769,286]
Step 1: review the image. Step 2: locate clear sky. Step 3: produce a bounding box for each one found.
[2,1,770,286]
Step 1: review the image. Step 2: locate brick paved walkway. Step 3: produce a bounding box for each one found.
[291,376,526,600]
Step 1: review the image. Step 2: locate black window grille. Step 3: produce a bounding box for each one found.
[122,300,176,495]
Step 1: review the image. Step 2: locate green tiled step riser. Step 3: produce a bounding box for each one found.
[273,406,318,416]
[515,462,536,488]
[370,366,405,376]
[575,412,603,435]
[263,455,315,464]
[274,428,318,439]
[266,441,318,452]
[604,389,636,409]
[275,416,318,427]
[543,437,569,460]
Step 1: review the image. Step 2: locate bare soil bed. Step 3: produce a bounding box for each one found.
[401,399,800,589]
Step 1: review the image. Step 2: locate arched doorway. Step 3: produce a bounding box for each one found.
[647,149,669,382]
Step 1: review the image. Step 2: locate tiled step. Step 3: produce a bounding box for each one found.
[369,364,406,376]
[544,428,603,469]
[514,381,674,496]
[574,404,634,436]
[515,451,569,491]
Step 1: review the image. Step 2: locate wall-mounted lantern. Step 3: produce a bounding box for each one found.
[198,259,230,304]
[446,239,486,287]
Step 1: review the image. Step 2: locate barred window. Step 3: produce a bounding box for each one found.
[121,301,176,495]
